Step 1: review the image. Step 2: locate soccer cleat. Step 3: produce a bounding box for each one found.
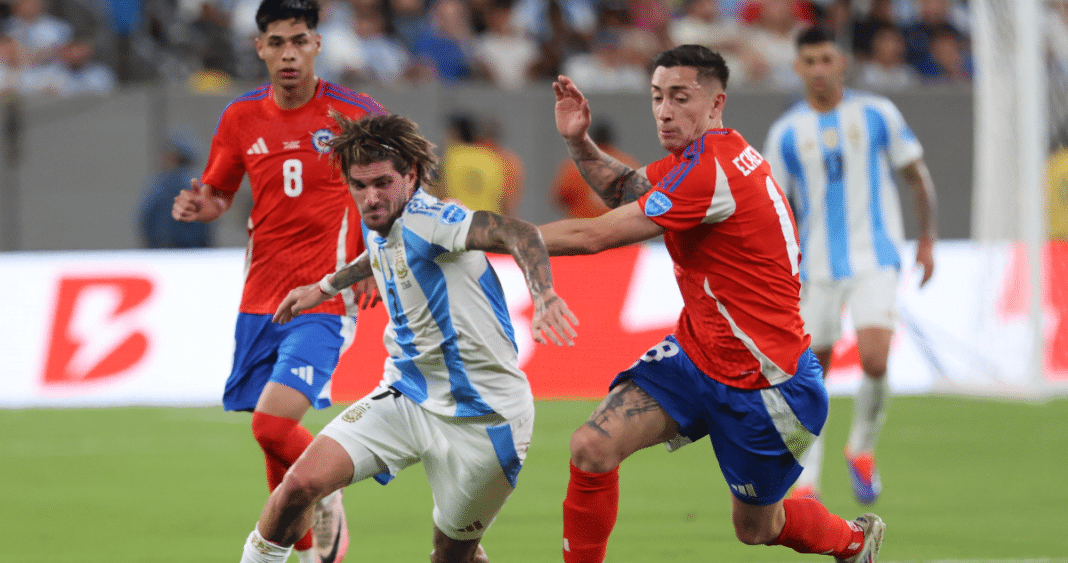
[834,513,885,563]
[845,450,882,505]
[790,484,821,502]
[312,491,349,563]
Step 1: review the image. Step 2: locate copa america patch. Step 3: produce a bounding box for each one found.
[311,128,335,154]
[440,204,467,224]
[644,191,673,217]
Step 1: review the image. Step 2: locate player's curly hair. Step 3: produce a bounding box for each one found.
[328,111,439,191]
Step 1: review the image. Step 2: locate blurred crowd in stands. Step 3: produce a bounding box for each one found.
[0,0,1064,98]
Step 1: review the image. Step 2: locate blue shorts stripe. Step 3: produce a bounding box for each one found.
[486,423,522,488]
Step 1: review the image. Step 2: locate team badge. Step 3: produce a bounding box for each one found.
[644,191,673,217]
[440,204,467,224]
[848,125,861,147]
[312,128,335,154]
[822,128,839,149]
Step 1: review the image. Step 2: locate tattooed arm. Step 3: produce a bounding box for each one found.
[272,252,377,324]
[329,251,375,291]
[553,76,655,208]
[899,157,938,287]
[466,210,579,346]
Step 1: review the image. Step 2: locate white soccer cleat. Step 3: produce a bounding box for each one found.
[835,513,885,563]
[312,491,349,563]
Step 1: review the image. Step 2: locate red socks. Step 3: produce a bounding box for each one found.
[562,461,619,563]
[771,498,864,559]
[251,411,316,551]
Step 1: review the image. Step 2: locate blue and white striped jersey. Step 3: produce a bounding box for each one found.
[763,89,923,282]
[362,188,533,420]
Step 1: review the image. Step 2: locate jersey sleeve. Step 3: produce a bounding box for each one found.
[402,198,474,253]
[877,98,924,169]
[201,109,246,193]
[637,155,723,232]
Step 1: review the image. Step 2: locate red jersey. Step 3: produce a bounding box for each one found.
[638,129,810,389]
[202,80,387,315]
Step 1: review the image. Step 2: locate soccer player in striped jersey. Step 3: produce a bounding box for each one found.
[763,27,938,506]
[171,0,386,561]
[238,112,579,563]
[542,44,885,563]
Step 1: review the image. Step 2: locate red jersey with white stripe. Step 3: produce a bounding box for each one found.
[202,80,386,315]
[638,129,810,389]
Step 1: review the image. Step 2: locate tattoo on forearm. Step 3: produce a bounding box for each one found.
[900,160,938,239]
[566,139,653,208]
[584,381,662,437]
[331,252,373,289]
[468,211,554,299]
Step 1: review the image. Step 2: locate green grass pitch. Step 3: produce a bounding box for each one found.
[3,396,1067,562]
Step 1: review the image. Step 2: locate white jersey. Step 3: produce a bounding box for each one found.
[763,89,923,282]
[362,188,533,420]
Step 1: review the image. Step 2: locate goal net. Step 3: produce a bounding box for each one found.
[963,0,1068,398]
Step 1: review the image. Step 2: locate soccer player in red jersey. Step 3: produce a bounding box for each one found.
[539,45,886,563]
[171,0,384,561]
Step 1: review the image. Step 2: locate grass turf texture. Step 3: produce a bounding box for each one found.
[3,396,1067,562]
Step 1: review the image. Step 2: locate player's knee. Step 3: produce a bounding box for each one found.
[569,428,618,473]
[276,464,328,507]
[251,413,291,456]
[428,540,485,563]
[731,520,776,546]
[859,355,888,378]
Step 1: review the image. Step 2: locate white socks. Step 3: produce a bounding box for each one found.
[240,529,292,563]
[848,374,889,454]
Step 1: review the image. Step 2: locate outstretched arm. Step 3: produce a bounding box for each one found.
[273,252,376,324]
[466,211,579,346]
[899,157,938,287]
[539,202,666,256]
[553,75,655,208]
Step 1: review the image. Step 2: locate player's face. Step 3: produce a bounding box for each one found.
[794,42,846,99]
[346,160,418,235]
[650,65,725,154]
[255,19,321,89]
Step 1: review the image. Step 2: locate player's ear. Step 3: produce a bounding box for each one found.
[314,32,322,55]
[254,36,266,61]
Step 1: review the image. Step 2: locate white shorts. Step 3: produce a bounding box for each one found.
[319,385,534,541]
[800,268,899,350]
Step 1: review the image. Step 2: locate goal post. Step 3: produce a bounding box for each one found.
[968,0,1065,398]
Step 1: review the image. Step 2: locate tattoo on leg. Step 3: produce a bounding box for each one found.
[584,381,662,437]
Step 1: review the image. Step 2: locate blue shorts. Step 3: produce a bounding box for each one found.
[223,313,354,412]
[612,335,828,505]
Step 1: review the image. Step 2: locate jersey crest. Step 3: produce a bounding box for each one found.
[312,128,335,154]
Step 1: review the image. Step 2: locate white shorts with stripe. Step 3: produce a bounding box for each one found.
[800,267,899,350]
[319,385,534,540]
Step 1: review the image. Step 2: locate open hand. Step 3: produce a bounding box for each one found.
[531,289,579,347]
[553,75,592,142]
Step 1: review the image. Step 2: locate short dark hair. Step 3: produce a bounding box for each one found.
[255,0,320,33]
[652,44,729,90]
[796,26,835,50]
